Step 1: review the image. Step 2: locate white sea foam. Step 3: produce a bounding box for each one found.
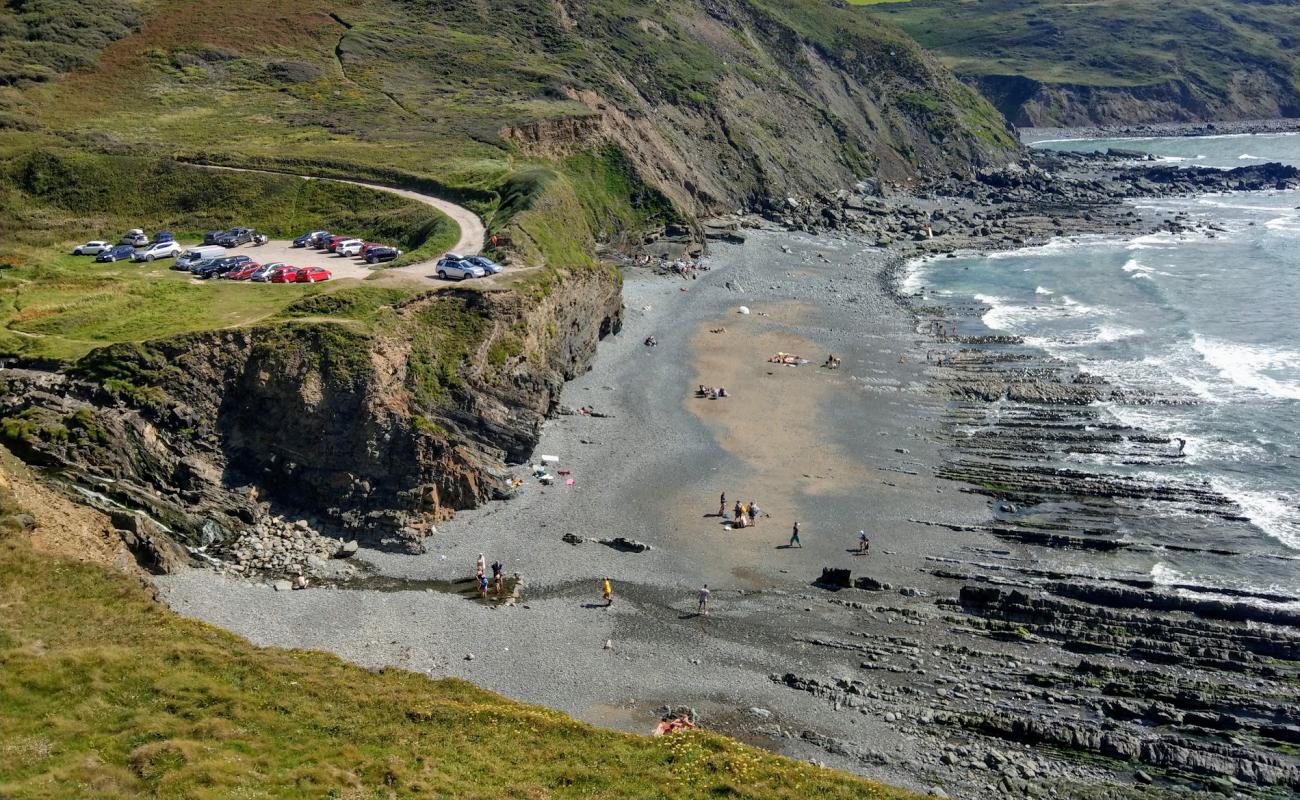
[1192,335,1300,400]
[1212,479,1300,551]
[1034,286,1053,295]
[1238,153,1263,160]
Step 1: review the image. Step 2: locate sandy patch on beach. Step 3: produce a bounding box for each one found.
[679,302,875,566]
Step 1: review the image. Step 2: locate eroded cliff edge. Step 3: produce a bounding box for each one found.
[0,271,622,556]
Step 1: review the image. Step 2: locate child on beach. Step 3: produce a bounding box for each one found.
[603,578,613,607]
[479,573,489,599]
[698,584,710,616]
[789,522,801,548]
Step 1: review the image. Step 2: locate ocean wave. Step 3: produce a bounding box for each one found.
[1192,335,1300,400]
[1211,479,1300,551]
[1035,286,1053,295]
[1238,153,1264,160]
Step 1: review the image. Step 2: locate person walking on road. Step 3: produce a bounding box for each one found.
[697,584,711,616]
[789,521,802,548]
[602,577,613,607]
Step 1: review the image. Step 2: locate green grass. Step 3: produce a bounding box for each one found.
[0,477,924,800]
[866,0,1300,122]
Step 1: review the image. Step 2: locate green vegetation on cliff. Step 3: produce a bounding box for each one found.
[0,479,921,800]
[864,0,1300,126]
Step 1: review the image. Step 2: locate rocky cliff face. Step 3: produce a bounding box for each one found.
[975,74,1300,129]
[0,271,622,555]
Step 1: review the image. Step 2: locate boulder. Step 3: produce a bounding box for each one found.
[817,567,852,589]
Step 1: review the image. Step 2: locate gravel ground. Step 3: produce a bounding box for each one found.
[157,228,1006,793]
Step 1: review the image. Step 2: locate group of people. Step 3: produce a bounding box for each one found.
[475,552,506,599]
[720,493,763,529]
[768,352,808,366]
[697,385,729,399]
[823,354,841,369]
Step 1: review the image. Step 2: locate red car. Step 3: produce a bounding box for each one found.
[224,262,261,281]
[294,267,331,283]
[321,235,349,252]
[358,242,387,257]
[268,265,299,283]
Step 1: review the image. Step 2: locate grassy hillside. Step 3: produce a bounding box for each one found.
[865,0,1300,126]
[0,469,921,800]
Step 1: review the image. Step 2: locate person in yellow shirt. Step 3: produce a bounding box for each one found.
[602,578,613,607]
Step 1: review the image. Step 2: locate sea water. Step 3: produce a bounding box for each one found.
[907,134,1300,595]
[1032,131,1300,169]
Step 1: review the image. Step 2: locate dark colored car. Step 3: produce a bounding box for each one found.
[192,255,252,279]
[178,257,215,272]
[96,244,137,263]
[203,230,226,245]
[223,262,262,281]
[215,227,255,247]
[293,230,327,248]
[156,231,175,243]
[320,234,349,252]
[294,267,331,283]
[364,246,402,264]
[249,262,285,282]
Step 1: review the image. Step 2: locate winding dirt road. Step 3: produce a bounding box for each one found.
[189,164,486,283]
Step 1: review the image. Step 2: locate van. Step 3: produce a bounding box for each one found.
[175,245,226,270]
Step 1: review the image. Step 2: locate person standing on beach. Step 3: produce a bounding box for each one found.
[858,530,870,555]
[476,553,486,579]
[749,500,760,525]
[789,522,802,548]
[492,560,504,595]
[698,584,710,616]
[602,577,613,607]
[719,492,727,517]
[479,572,489,599]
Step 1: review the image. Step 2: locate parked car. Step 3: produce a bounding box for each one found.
[215,227,255,247]
[364,246,402,264]
[181,258,216,274]
[120,229,149,247]
[156,231,175,243]
[464,255,502,274]
[358,242,387,257]
[96,244,137,263]
[294,267,331,283]
[293,230,328,248]
[175,245,227,270]
[335,239,364,257]
[192,255,251,278]
[133,240,183,262]
[203,230,226,245]
[249,262,285,282]
[224,262,262,281]
[268,265,301,283]
[72,240,110,255]
[436,255,485,281]
[322,235,350,252]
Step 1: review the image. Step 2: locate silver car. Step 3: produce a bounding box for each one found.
[435,255,485,281]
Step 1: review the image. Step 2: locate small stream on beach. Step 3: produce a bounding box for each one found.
[906,134,1300,597]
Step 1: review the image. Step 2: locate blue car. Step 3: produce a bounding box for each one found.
[96,244,137,263]
[156,231,175,243]
[464,255,502,274]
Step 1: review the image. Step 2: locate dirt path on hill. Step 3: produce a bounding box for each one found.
[188,164,487,284]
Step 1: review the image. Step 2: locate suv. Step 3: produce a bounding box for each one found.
[321,234,350,252]
[215,227,255,247]
[156,231,175,243]
[293,230,328,248]
[120,229,148,247]
[133,240,183,262]
[203,230,226,245]
[435,254,484,281]
[72,240,110,255]
[364,246,402,264]
[96,244,137,263]
[192,255,251,279]
[335,239,364,257]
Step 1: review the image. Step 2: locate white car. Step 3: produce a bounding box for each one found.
[435,255,485,281]
[335,239,364,257]
[133,240,183,262]
[72,240,110,255]
[121,229,149,247]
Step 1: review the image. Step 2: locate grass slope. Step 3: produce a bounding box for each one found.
[0,476,921,800]
[865,0,1300,124]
